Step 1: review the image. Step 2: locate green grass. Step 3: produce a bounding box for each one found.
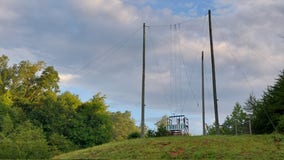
[53,135,284,159]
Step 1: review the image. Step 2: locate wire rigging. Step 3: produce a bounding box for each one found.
[80,27,143,73]
[146,18,205,117]
[177,23,200,109]
[145,26,173,111]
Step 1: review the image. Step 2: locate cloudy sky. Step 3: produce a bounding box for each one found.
[1,0,284,135]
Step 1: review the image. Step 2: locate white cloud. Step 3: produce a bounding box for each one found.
[0,47,39,64]
[0,0,20,21]
[59,73,80,86]
[73,0,138,24]
[0,7,18,21]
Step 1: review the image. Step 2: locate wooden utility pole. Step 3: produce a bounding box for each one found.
[141,23,146,138]
[248,116,252,135]
[208,10,220,135]
[201,51,206,135]
[235,121,238,135]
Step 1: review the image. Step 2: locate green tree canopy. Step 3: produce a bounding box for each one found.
[222,103,248,135]
[0,55,60,105]
[111,111,139,141]
[0,54,141,158]
[57,91,81,110]
[0,121,50,159]
[234,70,284,134]
[70,94,113,147]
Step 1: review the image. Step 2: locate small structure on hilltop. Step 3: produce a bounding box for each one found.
[166,115,189,135]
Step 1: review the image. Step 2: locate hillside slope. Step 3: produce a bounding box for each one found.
[53,135,284,159]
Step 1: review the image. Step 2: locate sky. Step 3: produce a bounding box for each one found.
[1,0,284,135]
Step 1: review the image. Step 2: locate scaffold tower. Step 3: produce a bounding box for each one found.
[166,115,189,135]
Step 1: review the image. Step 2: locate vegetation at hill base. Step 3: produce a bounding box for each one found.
[53,135,284,159]
[0,55,139,159]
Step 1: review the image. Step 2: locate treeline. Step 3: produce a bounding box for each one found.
[0,55,139,158]
[207,70,284,135]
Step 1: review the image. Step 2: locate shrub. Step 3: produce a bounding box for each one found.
[48,133,79,154]
[146,129,156,137]
[0,137,18,159]
[277,115,284,134]
[11,121,51,159]
[127,132,141,139]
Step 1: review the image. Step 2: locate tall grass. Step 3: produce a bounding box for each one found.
[53,135,284,159]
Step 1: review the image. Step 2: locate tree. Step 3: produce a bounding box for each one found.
[222,103,248,135]
[156,125,170,137]
[8,60,59,105]
[146,129,156,137]
[205,123,216,135]
[0,103,10,131]
[0,137,17,159]
[48,133,79,155]
[10,121,50,159]
[154,115,170,137]
[69,94,113,147]
[155,115,168,128]
[246,70,284,134]
[111,111,139,141]
[1,114,14,136]
[243,94,258,114]
[57,91,81,110]
[0,54,144,156]
[0,55,12,95]
[0,91,13,106]
[27,94,76,136]
[10,60,44,103]
[0,121,50,159]
[277,115,284,133]
[264,70,284,133]
[38,66,60,94]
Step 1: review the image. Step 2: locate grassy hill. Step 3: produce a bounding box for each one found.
[53,135,284,159]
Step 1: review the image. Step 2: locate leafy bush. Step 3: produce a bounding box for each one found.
[156,126,170,137]
[277,115,284,133]
[146,129,156,137]
[11,121,51,159]
[48,133,79,154]
[0,121,50,159]
[0,138,18,159]
[127,131,141,139]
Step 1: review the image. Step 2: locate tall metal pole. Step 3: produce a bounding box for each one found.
[141,23,146,138]
[208,10,220,135]
[201,51,206,135]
